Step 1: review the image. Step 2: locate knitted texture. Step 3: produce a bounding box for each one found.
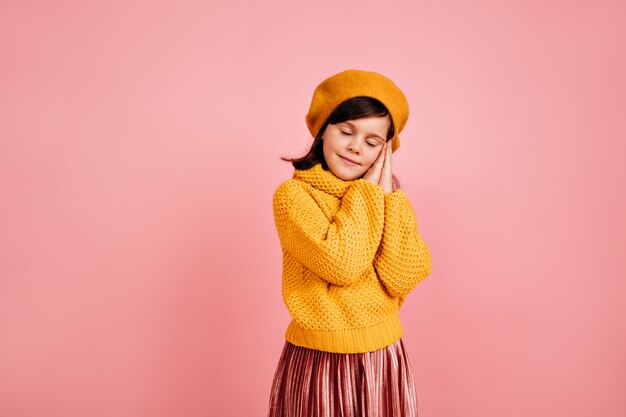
[272,162,432,353]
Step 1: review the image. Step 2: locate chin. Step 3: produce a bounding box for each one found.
[324,152,366,179]
[335,171,358,181]
[331,162,365,181]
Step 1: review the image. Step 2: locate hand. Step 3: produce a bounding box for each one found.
[362,141,387,186]
[378,141,393,194]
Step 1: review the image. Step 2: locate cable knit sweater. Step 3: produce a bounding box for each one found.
[272,162,432,353]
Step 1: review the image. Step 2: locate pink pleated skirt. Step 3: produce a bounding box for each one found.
[267,338,419,417]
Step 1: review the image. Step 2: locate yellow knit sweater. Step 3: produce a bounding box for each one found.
[272,162,432,353]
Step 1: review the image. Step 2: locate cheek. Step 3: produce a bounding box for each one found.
[321,137,332,153]
[365,148,382,164]
[322,134,338,150]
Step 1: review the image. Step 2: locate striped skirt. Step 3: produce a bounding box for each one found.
[267,338,419,417]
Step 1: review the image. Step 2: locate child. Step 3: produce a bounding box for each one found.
[268,69,432,417]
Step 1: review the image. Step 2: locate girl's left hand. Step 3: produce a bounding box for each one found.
[379,141,393,194]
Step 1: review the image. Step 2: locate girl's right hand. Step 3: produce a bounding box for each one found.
[362,143,387,186]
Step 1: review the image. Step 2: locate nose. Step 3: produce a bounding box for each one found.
[347,137,361,154]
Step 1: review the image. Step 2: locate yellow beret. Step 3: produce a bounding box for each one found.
[305,69,409,152]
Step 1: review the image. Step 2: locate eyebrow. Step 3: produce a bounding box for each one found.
[342,121,386,142]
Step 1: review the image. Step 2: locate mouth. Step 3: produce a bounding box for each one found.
[338,155,360,165]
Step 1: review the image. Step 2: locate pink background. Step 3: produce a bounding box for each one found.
[1,1,625,416]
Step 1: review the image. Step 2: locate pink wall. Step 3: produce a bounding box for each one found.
[1,1,624,416]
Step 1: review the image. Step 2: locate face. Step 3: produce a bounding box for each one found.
[322,116,390,180]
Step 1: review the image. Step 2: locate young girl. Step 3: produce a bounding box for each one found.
[268,69,432,417]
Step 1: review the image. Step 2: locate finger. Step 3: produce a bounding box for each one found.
[367,154,383,186]
[384,143,392,173]
[380,142,393,191]
[364,144,385,183]
[372,144,386,173]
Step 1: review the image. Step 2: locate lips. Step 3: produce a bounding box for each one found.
[339,155,360,165]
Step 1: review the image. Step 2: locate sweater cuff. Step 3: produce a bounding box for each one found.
[384,188,408,201]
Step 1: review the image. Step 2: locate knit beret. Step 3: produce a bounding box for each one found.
[305,69,409,152]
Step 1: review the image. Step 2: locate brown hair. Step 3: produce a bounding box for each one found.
[281,96,401,189]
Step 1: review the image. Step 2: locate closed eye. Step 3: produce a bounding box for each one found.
[341,130,380,147]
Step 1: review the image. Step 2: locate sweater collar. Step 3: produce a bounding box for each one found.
[293,162,354,198]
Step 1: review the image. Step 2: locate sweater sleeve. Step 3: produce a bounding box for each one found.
[373,189,432,299]
[273,178,385,287]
